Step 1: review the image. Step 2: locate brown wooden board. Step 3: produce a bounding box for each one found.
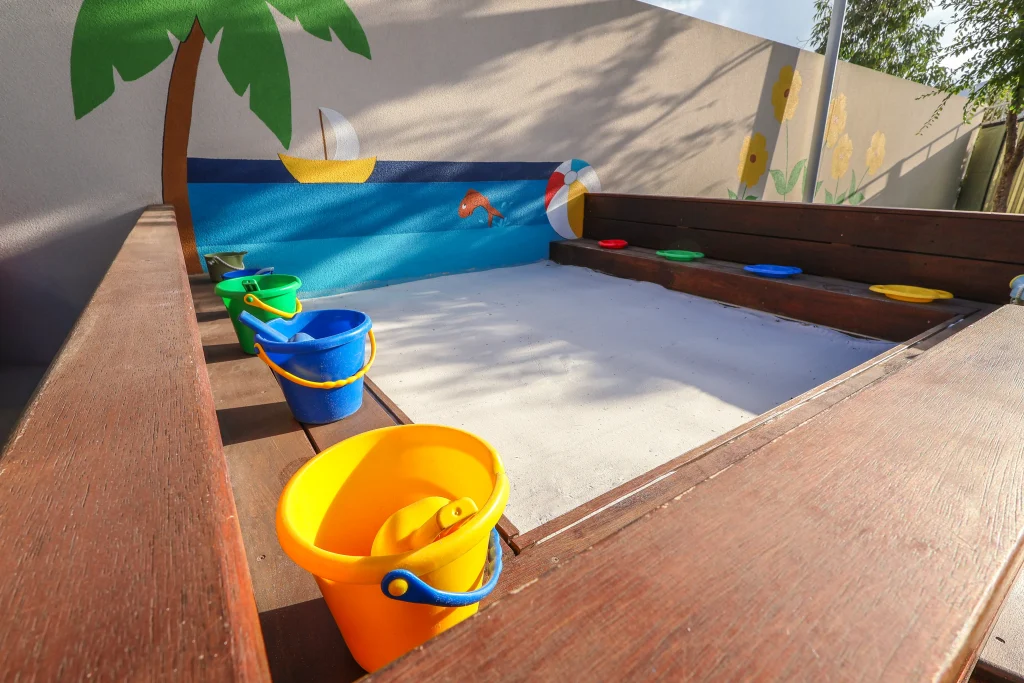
[977,563,1024,682]
[0,207,270,681]
[194,276,519,680]
[372,305,1024,682]
[583,214,1022,305]
[586,193,1024,265]
[551,239,979,341]
[501,310,986,588]
[190,277,364,683]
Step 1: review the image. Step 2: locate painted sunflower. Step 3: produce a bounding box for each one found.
[771,66,802,123]
[866,131,886,175]
[831,133,853,180]
[737,133,769,187]
[825,93,848,149]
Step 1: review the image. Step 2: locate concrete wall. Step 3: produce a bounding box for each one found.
[0,0,977,366]
[0,0,168,366]
[190,0,974,203]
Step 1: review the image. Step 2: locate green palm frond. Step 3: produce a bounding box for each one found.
[71,0,371,148]
[268,0,371,59]
[197,1,292,147]
[70,0,196,118]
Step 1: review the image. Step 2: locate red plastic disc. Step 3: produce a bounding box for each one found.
[599,239,628,249]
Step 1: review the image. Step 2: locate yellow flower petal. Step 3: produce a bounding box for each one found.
[831,133,853,179]
[784,70,802,122]
[865,130,886,175]
[738,133,769,187]
[771,66,801,123]
[825,93,847,148]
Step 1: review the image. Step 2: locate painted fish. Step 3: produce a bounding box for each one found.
[458,189,504,226]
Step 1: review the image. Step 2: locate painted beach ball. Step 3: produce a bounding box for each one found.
[545,159,601,239]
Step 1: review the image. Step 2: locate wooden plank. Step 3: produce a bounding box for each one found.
[190,277,364,683]
[978,566,1024,682]
[0,207,270,681]
[583,215,1022,305]
[551,239,976,341]
[373,305,1024,682]
[585,193,1024,265]
[501,310,985,588]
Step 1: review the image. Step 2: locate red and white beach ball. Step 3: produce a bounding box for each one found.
[545,159,601,239]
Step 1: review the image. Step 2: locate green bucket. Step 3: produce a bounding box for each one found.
[205,251,248,283]
[215,274,302,354]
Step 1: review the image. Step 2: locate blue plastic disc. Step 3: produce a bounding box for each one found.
[744,264,802,279]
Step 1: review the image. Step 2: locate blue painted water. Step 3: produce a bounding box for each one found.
[189,179,561,297]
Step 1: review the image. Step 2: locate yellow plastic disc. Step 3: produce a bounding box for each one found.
[869,284,954,304]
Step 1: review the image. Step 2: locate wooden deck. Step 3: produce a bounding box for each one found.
[5,199,1024,682]
[0,207,270,681]
[371,304,1024,682]
[190,274,522,682]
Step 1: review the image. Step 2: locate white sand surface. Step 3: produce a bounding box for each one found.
[309,262,894,532]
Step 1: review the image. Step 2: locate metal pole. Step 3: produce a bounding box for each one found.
[803,0,847,203]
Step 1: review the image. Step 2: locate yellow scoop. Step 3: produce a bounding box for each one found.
[371,496,479,556]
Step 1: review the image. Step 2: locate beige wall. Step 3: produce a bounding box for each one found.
[0,0,167,365]
[0,0,977,366]
[191,0,975,205]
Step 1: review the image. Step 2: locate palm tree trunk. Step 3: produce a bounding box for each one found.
[162,19,205,273]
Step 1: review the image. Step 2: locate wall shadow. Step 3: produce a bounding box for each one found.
[0,209,141,366]
[216,402,304,446]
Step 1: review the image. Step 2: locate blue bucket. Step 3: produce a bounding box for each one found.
[222,267,275,280]
[254,309,373,424]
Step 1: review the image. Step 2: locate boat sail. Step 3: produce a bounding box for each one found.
[279,107,377,183]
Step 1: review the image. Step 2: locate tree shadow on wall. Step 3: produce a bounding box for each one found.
[285,0,797,199]
[857,124,971,209]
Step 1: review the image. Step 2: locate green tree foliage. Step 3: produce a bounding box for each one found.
[810,0,947,87]
[70,0,371,148]
[928,0,1024,212]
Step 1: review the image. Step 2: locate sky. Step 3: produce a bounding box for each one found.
[641,1,965,69]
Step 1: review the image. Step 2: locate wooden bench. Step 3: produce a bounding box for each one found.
[0,206,270,680]
[5,200,1024,682]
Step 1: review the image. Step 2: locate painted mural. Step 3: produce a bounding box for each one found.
[729,66,887,205]
[71,1,599,295]
[70,0,372,271]
[187,150,600,296]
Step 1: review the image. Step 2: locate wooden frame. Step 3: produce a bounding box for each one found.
[6,197,1024,682]
[0,207,270,681]
[582,194,1024,304]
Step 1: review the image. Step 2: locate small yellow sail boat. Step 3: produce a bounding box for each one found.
[279,107,376,183]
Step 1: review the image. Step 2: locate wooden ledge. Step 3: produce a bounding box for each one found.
[373,306,1024,682]
[0,206,269,681]
[551,239,985,341]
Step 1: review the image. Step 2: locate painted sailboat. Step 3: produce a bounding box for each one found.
[279,107,377,183]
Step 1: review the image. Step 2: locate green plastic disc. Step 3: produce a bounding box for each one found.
[656,250,704,262]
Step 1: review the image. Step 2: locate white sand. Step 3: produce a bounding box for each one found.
[310,262,894,532]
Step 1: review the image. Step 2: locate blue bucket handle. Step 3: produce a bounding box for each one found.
[380,529,502,607]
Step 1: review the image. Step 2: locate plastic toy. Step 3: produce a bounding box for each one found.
[276,424,509,671]
[203,251,247,283]
[1011,275,1024,304]
[598,239,628,249]
[744,264,802,279]
[243,309,375,424]
[215,274,302,354]
[869,284,953,304]
[222,267,274,279]
[656,250,704,262]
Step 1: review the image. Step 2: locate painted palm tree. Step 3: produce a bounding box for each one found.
[70,0,371,272]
